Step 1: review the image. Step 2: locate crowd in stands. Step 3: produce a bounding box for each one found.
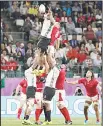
[1,1,102,78]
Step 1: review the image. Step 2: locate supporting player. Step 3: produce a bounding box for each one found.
[22,66,37,125]
[55,64,72,125]
[16,78,28,119]
[66,70,102,124]
[42,53,60,125]
[34,54,49,125]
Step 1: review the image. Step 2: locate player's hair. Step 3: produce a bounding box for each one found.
[85,69,94,79]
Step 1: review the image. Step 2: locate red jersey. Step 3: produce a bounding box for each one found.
[36,73,46,92]
[56,69,66,90]
[78,78,99,97]
[19,79,28,94]
[50,26,60,46]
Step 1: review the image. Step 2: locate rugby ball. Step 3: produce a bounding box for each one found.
[39,4,46,13]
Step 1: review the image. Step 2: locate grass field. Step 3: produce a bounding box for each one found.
[1,117,102,126]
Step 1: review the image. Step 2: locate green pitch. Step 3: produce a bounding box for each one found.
[1,117,102,126]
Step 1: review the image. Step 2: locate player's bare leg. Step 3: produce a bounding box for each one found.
[23,99,34,125]
[84,101,92,124]
[93,102,100,124]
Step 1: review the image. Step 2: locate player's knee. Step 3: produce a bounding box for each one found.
[84,101,91,108]
[56,102,64,109]
[27,100,34,111]
[93,102,98,111]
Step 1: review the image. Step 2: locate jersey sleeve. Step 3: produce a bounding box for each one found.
[19,80,24,87]
[78,78,86,84]
[94,80,99,87]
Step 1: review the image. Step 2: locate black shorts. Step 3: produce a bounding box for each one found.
[37,36,50,54]
[43,86,55,101]
[26,86,36,99]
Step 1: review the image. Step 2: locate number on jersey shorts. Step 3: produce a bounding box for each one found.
[55,90,65,106]
[85,94,99,102]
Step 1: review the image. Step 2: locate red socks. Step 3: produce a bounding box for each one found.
[59,107,71,121]
[85,116,88,120]
[17,108,22,119]
[35,109,43,121]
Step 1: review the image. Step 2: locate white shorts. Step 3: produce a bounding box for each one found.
[55,90,65,105]
[47,45,55,57]
[85,94,99,102]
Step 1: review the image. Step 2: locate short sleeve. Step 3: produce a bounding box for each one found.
[78,78,86,84]
[94,80,99,87]
[19,80,24,87]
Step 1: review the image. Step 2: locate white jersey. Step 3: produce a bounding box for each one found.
[41,14,53,38]
[45,66,60,88]
[25,67,36,87]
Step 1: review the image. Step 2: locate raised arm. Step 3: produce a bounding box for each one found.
[65,79,78,85]
[97,82,102,94]
[15,84,21,95]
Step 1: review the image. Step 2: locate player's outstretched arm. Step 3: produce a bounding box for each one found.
[65,79,78,85]
[97,82,102,95]
[15,85,21,95]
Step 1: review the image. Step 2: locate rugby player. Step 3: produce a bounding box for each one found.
[16,78,28,119]
[55,64,72,125]
[66,70,102,124]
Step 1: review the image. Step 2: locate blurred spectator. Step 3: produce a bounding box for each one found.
[23,16,32,41]
[77,12,86,28]
[25,49,33,59]
[72,2,81,12]
[54,3,62,17]
[77,50,87,64]
[74,86,84,96]
[92,4,98,14]
[90,48,98,60]
[63,3,72,17]
[54,12,61,22]
[6,43,16,56]
[25,42,33,53]
[82,2,92,15]
[72,12,78,27]
[26,54,35,67]
[83,54,93,70]
[27,5,38,20]
[34,17,42,31]
[30,25,39,41]
[95,10,102,27]
[16,43,25,56]
[85,40,95,52]
[96,38,102,53]
[16,51,24,63]
[12,8,21,20]
[7,57,18,71]
[66,46,78,60]
[93,53,101,67]
[66,17,77,34]
[95,27,102,40]
[20,4,28,20]
[1,49,9,61]
[69,35,79,48]
[84,25,96,41]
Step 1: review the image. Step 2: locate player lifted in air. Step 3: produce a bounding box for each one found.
[34,53,49,125]
[66,70,102,124]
